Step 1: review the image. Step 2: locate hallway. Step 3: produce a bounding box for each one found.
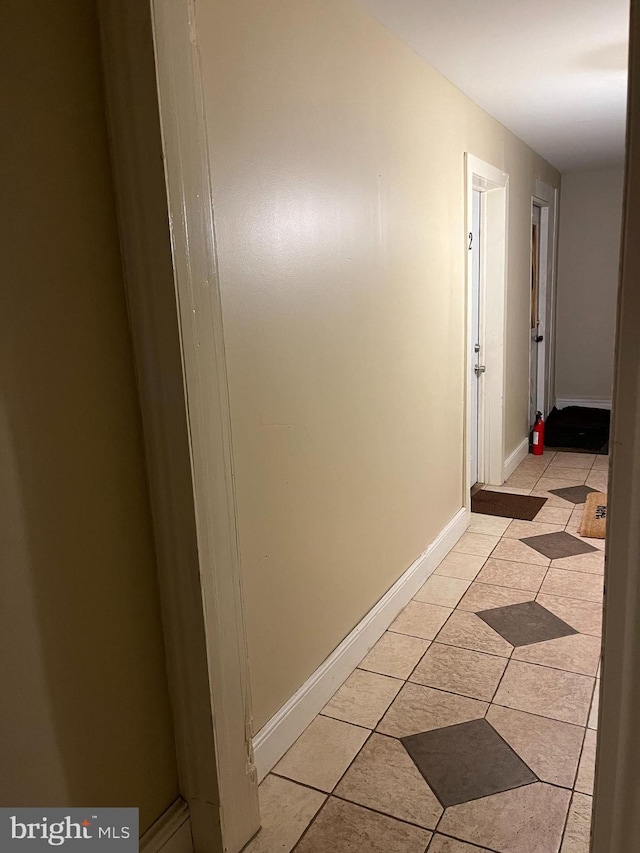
[250,451,606,853]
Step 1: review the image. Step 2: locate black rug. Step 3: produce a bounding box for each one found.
[471,490,547,521]
[543,406,609,454]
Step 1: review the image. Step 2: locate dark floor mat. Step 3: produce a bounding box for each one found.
[471,490,547,521]
[544,406,609,453]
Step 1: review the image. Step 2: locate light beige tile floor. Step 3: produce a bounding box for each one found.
[359,631,430,679]
[322,669,403,728]
[457,583,534,612]
[414,575,472,608]
[248,451,605,852]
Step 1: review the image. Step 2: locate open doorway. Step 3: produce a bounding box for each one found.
[529,181,557,428]
[530,202,543,427]
[529,183,558,428]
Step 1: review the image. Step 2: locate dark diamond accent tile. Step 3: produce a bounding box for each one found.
[549,485,598,504]
[477,600,577,647]
[520,531,598,559]
[401,718,537,807]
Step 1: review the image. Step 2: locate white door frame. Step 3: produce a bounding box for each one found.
[531,180,559,417]
[591,5,640,843]
[97,1,260,851]
[465,154,509,497]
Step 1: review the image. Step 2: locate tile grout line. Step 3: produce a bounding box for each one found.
[517,473,604,602]
[487,492,598,704]
[275,625,424,851]
[407,643,597,679]
[387,555,596,709]
[289,793,328,853]
[572,724,591,792]
[379,680,594,728]
[535,587,604,604]
[426,827,506,853]
[291,583,485,842]
[329,792,438,834]
[294,780,508,853]
[513,453,602,853]
[287,721,377,853]
[458,552,553,570]
[281,453,606,852]
[493,454,602,851]
[558,786,578,853]
[315,711,386,734]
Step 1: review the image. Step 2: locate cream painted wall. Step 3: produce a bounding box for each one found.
[0,1,178,832]
[555,169,624,404]
[194,0,559,729]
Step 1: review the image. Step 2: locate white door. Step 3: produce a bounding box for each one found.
[470,189,483,486]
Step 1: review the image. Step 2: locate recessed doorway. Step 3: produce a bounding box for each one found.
[530,182,559,423]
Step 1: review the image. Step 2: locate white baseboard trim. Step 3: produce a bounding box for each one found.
[252,506,469,781]
[503,439,530,480]
[141,799,192,853]
[556,397,612,411]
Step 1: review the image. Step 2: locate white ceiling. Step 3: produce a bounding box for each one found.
[358,0,629,173]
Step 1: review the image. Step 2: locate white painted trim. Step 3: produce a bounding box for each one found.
[252,507,469,780]
[141,800,192,853]
[556,398,613,410]
[149,2,260,849]
[97,2,260,851]
[503,439,530,480]
[465,154,509,495]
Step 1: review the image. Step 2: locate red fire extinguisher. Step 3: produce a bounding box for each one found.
[532,411,545,456]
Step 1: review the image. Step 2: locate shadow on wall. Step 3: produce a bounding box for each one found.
[580,41,628,72]
[0,1,178,831]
